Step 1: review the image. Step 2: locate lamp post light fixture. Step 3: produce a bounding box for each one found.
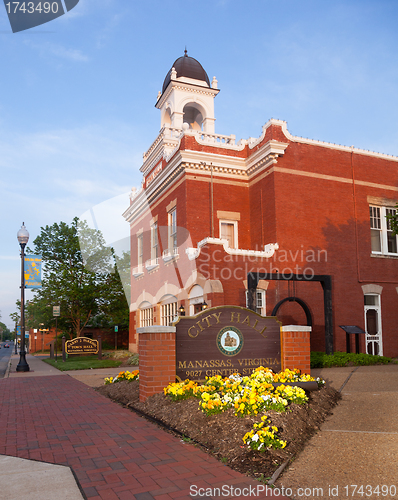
[16,222,30,372]
[202,301,208,311]
[179,304,185,316]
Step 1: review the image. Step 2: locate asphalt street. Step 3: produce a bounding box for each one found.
[0,342,13,378]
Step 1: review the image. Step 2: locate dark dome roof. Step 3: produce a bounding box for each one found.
[162,52,210,93]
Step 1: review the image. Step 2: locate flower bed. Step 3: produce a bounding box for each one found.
[97,366,340,481]
[104,369,139,385]
[163,367,324,451]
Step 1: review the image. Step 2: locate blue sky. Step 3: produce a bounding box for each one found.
[1,0,398,328]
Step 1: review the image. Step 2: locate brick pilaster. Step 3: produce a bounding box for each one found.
[137,326,176,402]
[281,325,311,375]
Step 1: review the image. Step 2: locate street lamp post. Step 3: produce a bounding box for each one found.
[14,321,17,354]
[16,222,30,372]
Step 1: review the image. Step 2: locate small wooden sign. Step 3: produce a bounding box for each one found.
[174,306,281,381]
[65,337,99,355]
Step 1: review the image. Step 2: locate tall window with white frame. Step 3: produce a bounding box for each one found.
[246,289,266,316]
[220,220,238,248]
[161,302,177,326]
[169,208,177,254]
[137,233,143,269]
[151,222,159,263]
[140,307,153,327]
[370,205,398,255]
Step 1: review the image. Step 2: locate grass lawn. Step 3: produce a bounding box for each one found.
[43,356,123,371]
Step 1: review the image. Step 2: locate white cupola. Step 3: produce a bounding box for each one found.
[155,50,220,134]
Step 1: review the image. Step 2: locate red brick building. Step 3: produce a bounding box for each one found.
[27,327,128,353]
[123,52,398,357]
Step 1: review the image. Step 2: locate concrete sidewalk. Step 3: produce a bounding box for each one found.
[275,364,398,499]
[7,353,129,382]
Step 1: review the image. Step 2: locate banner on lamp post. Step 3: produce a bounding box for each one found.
[24,255,42,289]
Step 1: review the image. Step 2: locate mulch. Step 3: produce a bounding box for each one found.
[96,381,341,481]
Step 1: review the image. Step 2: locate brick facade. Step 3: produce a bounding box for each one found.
[28,326,128,353]
[123,55,398,359]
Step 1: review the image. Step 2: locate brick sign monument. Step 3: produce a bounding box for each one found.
[137,305,311,402]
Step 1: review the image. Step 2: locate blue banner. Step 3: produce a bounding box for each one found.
[24,255,42,289]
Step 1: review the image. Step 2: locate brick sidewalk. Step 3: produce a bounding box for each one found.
[0,376,285,499]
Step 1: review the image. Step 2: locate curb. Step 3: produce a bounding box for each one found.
[5,357,12,378]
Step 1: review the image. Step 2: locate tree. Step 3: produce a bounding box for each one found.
[28,217,128,337]
[0,322,12,341]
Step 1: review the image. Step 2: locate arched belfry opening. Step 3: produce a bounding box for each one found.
[156,50,219,134]
[183,103,204,131]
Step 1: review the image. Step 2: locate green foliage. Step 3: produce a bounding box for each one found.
[311,351,392,368]
[128,353,139,366]
[26,217,129,337]
[386,203,398,236]
[101,341,114,350]
[0,321,12,340]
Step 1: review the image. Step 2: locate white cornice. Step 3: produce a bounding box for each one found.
[270,118,398,162]
[156,80,219,109]
[246,139,289,172]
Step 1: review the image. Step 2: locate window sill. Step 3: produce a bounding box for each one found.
[132,266,144,279]
[162,248,179,262]
[370,253,398,260]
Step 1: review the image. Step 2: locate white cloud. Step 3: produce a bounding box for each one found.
[25,40,89,62]
[48,44,89,61]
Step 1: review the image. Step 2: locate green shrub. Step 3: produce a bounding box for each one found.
[311,351,392,368]
[128,353,139,365]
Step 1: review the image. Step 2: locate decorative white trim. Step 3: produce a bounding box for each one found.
[162,247,179,262]
[361,284,383,295]
[132,265,144,278]
[186,237,279,261]
[137,326,176,334]
[272,118,398,162]
[145,258,159,272]
[156,81,219,109]
[281,325,312,332]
